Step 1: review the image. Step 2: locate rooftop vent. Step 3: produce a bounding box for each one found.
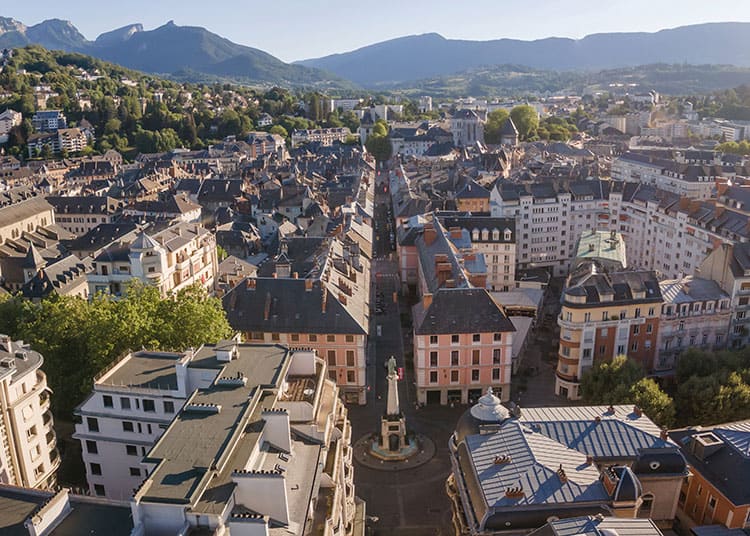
[0,357,15,369]
[184,403,221,414]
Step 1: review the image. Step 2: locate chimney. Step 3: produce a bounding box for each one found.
[660,429,669,441]
[422,293,433,311]
[423,223,437,246]
[450,227,462,239]
[305,279,313,291]
[586,455,594,465]
[293,272,299,279]
[0,335,11,353]
[246,279,256,290]
[321,291,327,313]
[264,292,272,321]
[633,405,643,417]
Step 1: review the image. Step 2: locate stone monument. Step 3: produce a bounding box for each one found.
[380,356,407,452]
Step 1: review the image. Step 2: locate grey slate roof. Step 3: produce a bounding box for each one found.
[530,515,664,536]
[659,276,729,305]
[670,420,750,507]
[413,288,515,335]
[519,405,674,461]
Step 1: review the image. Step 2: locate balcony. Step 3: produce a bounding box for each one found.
[46,430,56,449]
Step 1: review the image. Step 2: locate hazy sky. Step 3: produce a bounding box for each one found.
[6,0,750,62]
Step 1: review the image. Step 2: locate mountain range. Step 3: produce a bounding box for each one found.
[0,17,346,88]
[2,17,750,92]
[298,23,750,86]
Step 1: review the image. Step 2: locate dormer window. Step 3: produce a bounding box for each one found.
[492,229,499,241]
[472,229,479,241]
[504,229,512,241]
[481,229,489,241]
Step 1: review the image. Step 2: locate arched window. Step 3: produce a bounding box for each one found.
[472,228,479,241]
[637,493,655,519]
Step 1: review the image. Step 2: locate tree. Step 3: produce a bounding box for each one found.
[269,125,288,138]
[365,132,392,162]
[629,378,676,428]
[580,355,645,403]
[510,105,539,141]
[1,283,231,417]
[483,109,510,144]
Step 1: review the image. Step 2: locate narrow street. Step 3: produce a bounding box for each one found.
[349,167,463,535]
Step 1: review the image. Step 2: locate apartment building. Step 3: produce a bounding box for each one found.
[670,421,750,531]
[27,128,89,157]
[223,236,370,404]
[291,127,352,147]
[698,243,750,349]
[46,196,123,235]
[448,394,688,534]
[0,109,22,141]
[438,212,516,291]
[454,179,491,213]
[128,343,363,535]
[0,335,58,489]
[31,110,66,132]
[611,152,719,200]
[88,222,218,298]
[655,276,731,372]
[411,220,515,405]
[73,349,189,500]
[556,262,662,400]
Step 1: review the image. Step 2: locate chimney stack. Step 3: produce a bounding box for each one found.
[423,223,437,246]
[305,279,313,291]
[246,279,256,290]
[422,293,433,311]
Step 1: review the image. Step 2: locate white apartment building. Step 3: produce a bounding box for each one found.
[125,342,363,535]
[0,109,22,141]
[655,276,731,371]
[291,127,352,147]
[438,213,517,291]
[73,349,189,500]
[611,152,718,200]
[88,222,218,298]
[0,335,58,489]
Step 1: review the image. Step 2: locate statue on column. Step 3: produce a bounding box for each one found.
[385,355,400,417]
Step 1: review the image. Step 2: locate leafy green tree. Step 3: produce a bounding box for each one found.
[580,355,645,403]
[510,105,539,141]
[365,121,392,162]
[269,125,288,138]
[629,378,676,428]
[483,109,510,144]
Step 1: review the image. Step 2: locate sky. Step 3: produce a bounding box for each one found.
[6,0,750,63]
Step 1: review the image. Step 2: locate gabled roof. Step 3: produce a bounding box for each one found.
[413,288,515,335]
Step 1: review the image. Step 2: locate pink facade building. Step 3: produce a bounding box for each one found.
[410,220,515,404]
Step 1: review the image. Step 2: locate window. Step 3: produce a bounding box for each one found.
[346,371,355,383]
[471,369,480,382]
[86,440,98,454]
[648,307,655,316]
[492,368,500,381]
[271,333,280,341]
[472,334,481,343]
[631,341,638,352]
[451,334,459,344]
[451,351,459,366]
[346,335,354,343]
[493,349,501,364]
[120,397,131,410]
[94,484,105,497]
[290,333,299,342]
[450,370,459,383]
[103,395,113,408]
[143,399,155,412]
[429,371,438,383]
[429,335,438,345]
[646,324,653,334]
[582,348,591,358]
[90,463,102,476]
[471,350,480,365]
[430,352,438,367]
[327,335,336,342]
[617,344,625,355]
[87,417,99,433]
[493,333,502,342]
[599,345,606,355]
[122,421,134,432]
[346,350,355,367]
[163,401,175,414]
[327,350,336,366]
[620,310,627,320]
[634,308,641,318]
[251,332,264,340]
[632,325,640,335]
[129,467,141,477]
[308,334,318,342]
[126,445,138,456]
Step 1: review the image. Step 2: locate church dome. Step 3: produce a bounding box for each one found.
[454,388,510,444]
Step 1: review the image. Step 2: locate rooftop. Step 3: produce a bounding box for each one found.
[98,350,185,391]
[575,230,627,269]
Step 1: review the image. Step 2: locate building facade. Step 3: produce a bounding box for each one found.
[0,335,58,490]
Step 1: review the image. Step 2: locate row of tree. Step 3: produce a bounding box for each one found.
[580,348,750,428]
[0,283,231,417]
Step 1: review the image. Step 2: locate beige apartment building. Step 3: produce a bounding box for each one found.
[0,335,59,489]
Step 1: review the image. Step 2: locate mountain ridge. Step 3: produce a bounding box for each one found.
[0,16,350,88]
[297,22,750,86]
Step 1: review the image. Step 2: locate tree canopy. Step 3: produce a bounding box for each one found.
[0,283,232,417]
[510,105,539,141]
[483,109,510,144]
[365,119,392,162]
